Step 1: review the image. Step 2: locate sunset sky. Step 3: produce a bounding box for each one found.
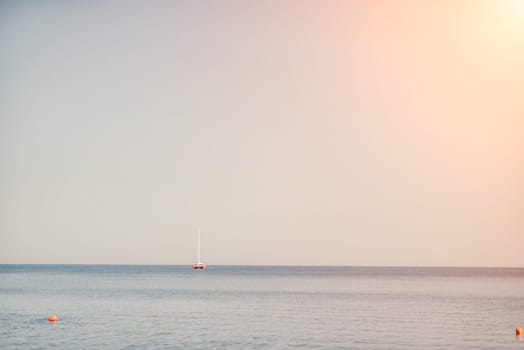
[1,0,523,266]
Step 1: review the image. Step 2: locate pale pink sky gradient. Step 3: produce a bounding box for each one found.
[1,1,523,266]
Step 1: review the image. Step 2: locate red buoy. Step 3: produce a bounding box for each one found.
[517,327,522,335]
[48,315,58,322]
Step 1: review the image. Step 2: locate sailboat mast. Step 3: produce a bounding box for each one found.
[191,226,206,269]
[197,228,201,264]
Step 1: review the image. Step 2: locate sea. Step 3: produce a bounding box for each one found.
[1,265,523,349]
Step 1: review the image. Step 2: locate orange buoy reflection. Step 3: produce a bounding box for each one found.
[48,315,58,322]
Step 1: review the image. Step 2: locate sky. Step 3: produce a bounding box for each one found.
[1,0,523,266]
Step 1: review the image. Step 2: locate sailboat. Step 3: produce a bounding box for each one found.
[192,228,206,270]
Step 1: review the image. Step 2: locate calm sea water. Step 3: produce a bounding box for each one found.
[1,265,523,349]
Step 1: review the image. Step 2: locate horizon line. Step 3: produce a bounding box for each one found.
[1,263,523,269]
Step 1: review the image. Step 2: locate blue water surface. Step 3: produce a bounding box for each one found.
[1,265,523,349]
